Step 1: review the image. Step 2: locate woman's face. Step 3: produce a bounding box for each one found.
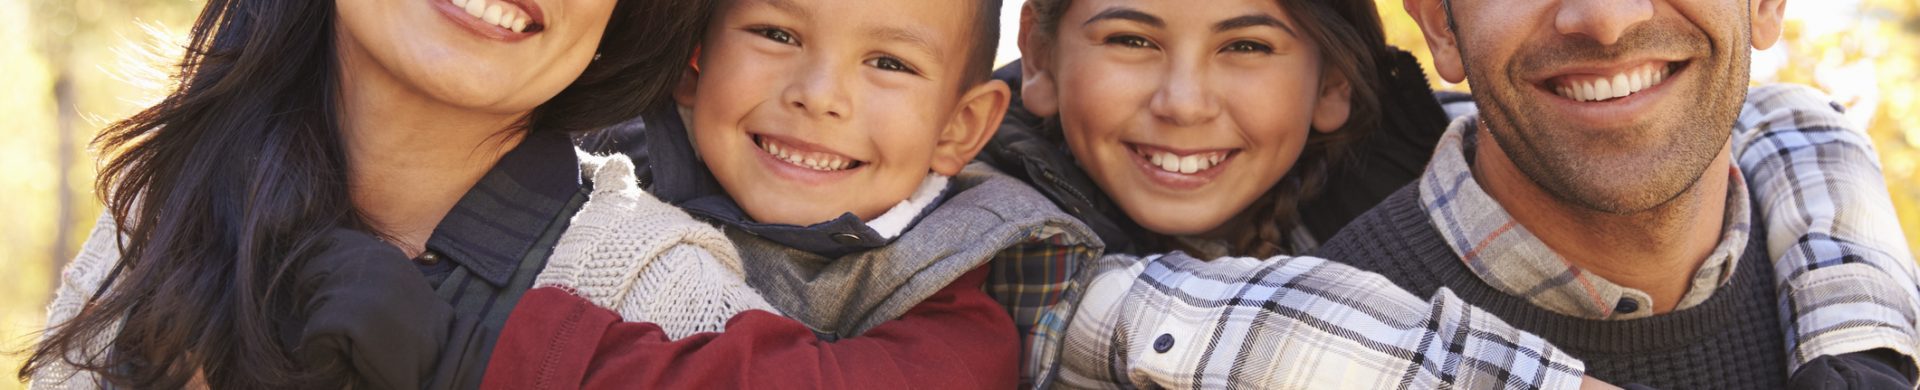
[334,0,614,114]
[1022,0,1352,236]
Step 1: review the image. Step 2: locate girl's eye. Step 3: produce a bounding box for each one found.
[1104,35,1157,49]
[866,56,919,75]
[1223,41,1273,54]
[754,27,798,45]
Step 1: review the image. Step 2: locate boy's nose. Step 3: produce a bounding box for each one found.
[785,65,850,120]
[1554,0,1653,46]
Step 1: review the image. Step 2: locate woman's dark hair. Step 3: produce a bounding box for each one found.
[19,0,712,387]
[1026,0,1395,258]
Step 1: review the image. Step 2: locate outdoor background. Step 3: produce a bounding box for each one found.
[2,0,1916,386]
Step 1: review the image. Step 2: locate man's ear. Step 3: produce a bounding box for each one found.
[673,46,702,108]
[1018,3,1061,117]
[1406,0,1466,83]
[932,80,1013,176]
[1750,0,1787,50]
[1311,69,1353,134]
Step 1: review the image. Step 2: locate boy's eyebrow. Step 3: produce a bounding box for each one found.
[1083,7,1164,28]
[1215,14,1297,37]
[867,25,945,61]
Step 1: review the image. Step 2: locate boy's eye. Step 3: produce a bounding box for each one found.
[1104,35,1157,50]
[865,56,919,75]
[1222,41,1273,54]
[753,27,799,46]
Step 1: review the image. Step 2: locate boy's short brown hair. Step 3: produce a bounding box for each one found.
[963,0,1003,85]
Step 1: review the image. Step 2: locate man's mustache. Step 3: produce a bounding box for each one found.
[1512,21,1713,76]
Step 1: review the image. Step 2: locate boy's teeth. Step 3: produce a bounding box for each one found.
[452,0,532,33]
[1552,63,1670,102]
[1140,149,1229,175]
[758,137,859,172]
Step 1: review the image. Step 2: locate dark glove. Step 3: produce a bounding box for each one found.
[290,229,453,389]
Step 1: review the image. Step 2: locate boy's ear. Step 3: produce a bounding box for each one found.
[1749,0,1787,50]
[1405,0,1466,83]
[1311,69,1352,134]
[932,80,1013,176]
[1017,3,1060,117]
[673,46,702,108]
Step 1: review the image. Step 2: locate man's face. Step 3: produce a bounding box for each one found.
[1442,0,1754,213]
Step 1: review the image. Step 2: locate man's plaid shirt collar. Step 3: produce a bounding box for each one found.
[1417,117,1754,320]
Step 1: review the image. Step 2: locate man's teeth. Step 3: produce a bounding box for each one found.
[1554,63,1669,102]
[762,139,856,172]
[1143,150,1228,174]
[451,0,530,33]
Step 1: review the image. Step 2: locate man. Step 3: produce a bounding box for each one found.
[1318,0,1920,387]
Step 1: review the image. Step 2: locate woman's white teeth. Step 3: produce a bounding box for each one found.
[762,138,856,172]
[1145,150,1227,174]
[451,0,531,33]
[1554,63,1668,102]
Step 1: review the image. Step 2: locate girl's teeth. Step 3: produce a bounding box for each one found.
[1141,149,1228,175]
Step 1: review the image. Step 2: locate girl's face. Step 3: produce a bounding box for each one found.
[334,0,614,115]
[1021,0,1352,236]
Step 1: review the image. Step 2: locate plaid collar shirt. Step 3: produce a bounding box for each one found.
[1428,84,1920,372]
[1419,118,1752,320]
[1017,84,1919,389]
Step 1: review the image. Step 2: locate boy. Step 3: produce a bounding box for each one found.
[483,0,1104,387]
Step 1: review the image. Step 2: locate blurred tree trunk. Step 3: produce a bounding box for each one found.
[51,61,76,274]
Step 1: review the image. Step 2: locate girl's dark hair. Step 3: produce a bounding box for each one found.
[19,0,711,387]
[1027,0,1394,257]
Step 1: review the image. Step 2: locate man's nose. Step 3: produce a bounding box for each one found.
[1554,0,1654,46]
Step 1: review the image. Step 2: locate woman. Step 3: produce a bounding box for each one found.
[22,0,708,387]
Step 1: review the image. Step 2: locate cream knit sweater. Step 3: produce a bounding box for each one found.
[533,152,777,339]
[32,152,775,388]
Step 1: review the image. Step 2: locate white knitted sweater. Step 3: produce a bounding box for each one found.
[532,152,777,339]
[31,152,775,388]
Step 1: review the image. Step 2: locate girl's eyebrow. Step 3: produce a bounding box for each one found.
[1083,7,1163,28]
[758,0,812,20]
[1215,14,1297,37]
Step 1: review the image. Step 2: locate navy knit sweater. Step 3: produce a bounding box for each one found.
[1317,185,1788,389]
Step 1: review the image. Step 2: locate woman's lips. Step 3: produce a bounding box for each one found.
[433,0,545,41]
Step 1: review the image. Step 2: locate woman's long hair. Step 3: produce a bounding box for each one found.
[1026,0,1402,258]
[19,0,711,387]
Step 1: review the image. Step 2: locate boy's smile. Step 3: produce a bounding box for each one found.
[756,132,864,171]
[679,0,1009,226]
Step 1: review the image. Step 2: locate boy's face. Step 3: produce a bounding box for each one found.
[682,0,991,226]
